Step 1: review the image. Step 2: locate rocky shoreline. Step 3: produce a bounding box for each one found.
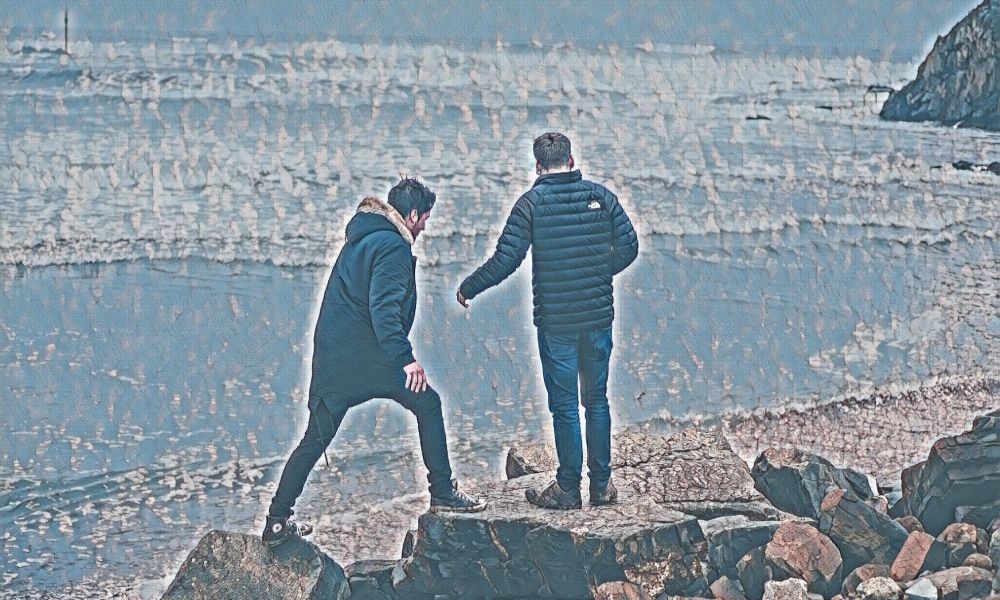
[158,377,999,600]
[6,376,994,600]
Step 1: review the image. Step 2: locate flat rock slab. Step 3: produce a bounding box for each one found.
[394,473,710,600]
[160,530,349,600]
[508,429,764,506]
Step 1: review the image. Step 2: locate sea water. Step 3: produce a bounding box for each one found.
[1,32,997,594]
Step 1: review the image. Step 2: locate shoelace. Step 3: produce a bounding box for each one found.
[452,488,478,504]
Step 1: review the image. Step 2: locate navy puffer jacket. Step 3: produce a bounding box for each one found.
[309,197,417,410]
[460,170,638,332]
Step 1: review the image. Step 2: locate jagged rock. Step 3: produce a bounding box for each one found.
[956,500,1000,530]
[737,547,778,600]
[709,575,747,600]
[819,489,910,572]
[962,552,992,569]
[762,578,809,600]
[401,529,417,559]
[939,523,989,568]
[751,447,874,520]
[890,531,947,583]
[764,522,843,596]
[700,516,782,578]
[990,531,1000,572]
[345,559,413,600]
[506,443,558,479]
[922,566,994,600]
[159,530,350,600]
[880,0,1000,130]
[393,473,710,600]
[843,564,893,597]
[903,578,937,600]
[895,517,924,534]
[592,581,652,600]
[898,411,1000,535]
[856,577,902,600]
[507,429,766,511]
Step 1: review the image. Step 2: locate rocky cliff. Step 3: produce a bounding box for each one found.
[881,0,1000,131]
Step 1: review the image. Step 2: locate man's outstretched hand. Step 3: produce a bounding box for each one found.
[404,361,428,393]
[456,290,469,308]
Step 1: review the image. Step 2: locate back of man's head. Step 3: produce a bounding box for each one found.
[388,177,436,217]
[533,132,572,170]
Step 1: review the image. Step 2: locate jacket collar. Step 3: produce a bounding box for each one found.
[532,169,582,188]
[356,196,414,246]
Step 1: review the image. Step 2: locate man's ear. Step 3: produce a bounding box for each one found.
[536,161,543,174]
[408,209,419,224]
[568,155,575,169]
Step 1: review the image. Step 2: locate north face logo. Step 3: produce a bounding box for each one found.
[588,201,601,210]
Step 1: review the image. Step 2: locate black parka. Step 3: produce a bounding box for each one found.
[309,197,417,410]
[459,170,638,332]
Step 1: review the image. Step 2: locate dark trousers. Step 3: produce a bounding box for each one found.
[268,385,454,519]
[536,326,614,492]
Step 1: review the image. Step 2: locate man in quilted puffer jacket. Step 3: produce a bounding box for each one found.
[458,132,639,509]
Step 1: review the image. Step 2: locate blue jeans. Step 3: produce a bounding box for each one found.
[268,384,454,519]
[537,326,613,492]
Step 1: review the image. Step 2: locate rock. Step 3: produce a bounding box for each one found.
[506,443,558,479]
[938,523,989,568]
[508,429,767,513]
[856,577,902,600]
[922,566,994,600]
[955,500,1000,530]
[701,516,781,578]
[843,564,893,597]
[991,531,1000,572]
[762,578,809,600]
[764,522,843,596]
[897,411,1000,535]
[989,161,1000,176]
[393,473,710,600]
[345,559,412,600]
[159,530,350,600]
[751,447,874,520]
[593,581,653,600]
[903,578,938,600]
[818,489,910,572]
[880,0,1000,130]
[895,516,925,534]
[962,552,992,569]
[709,575,747,600]
[401,529,417,559]
[891,531,947,583]
[737,547,777,600]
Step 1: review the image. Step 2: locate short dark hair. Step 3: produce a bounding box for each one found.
[388,177,436,217]
[533,132,572,169]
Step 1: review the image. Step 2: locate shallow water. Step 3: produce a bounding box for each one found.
[1,32,998,594]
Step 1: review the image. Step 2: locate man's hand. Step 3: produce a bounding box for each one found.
[403,361,428,393]
[456,290,469,308]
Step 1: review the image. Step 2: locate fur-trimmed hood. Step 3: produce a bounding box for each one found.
[348,196,414,246]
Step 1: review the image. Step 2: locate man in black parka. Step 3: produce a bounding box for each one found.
[263,178,485,547]
[458,133,639,509]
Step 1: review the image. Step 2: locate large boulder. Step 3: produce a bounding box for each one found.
[889,531,946,583]
[764,522,843,596]
[506,429,773,521]
[880,0,1000,131]
[818,489,910,573]
[897,410,1000,535]
[751,447,874,520]
[392,473,710,600]
[701,515,782,578]
[159,530,350,600]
